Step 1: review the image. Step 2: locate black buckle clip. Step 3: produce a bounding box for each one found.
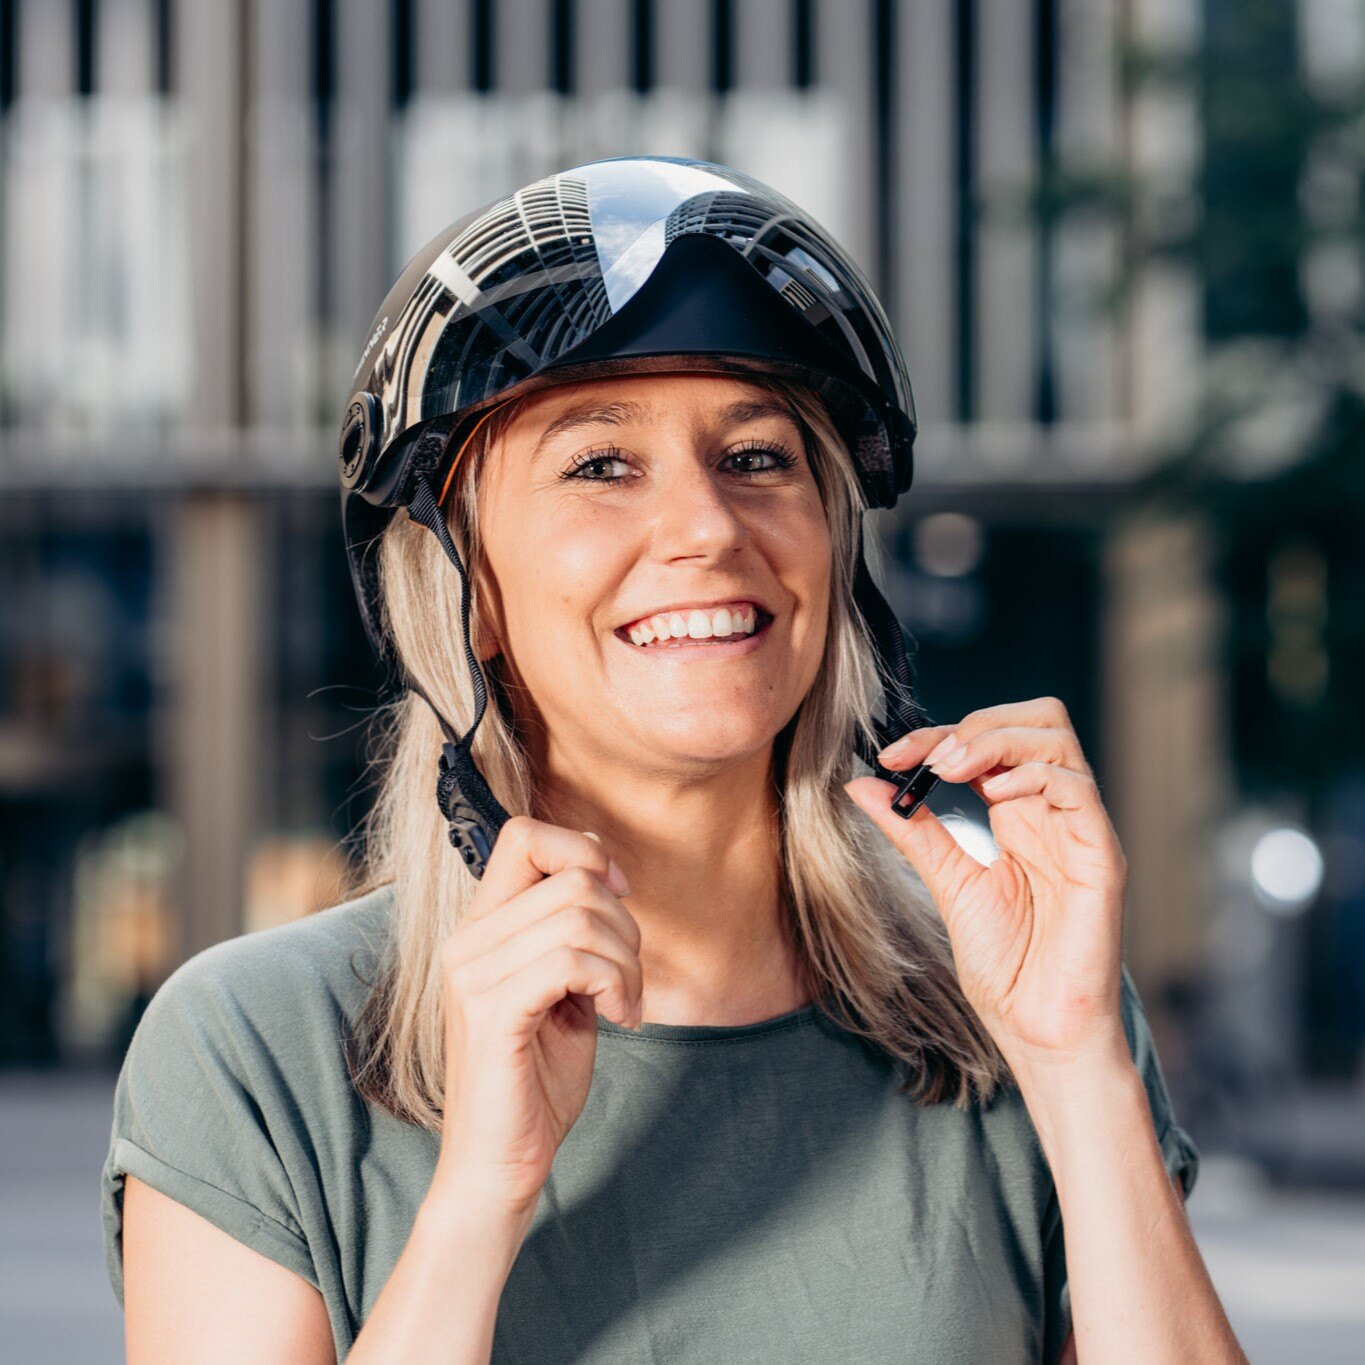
[438,742,494,877]
[446,802,493,874]
[875,760,939,821]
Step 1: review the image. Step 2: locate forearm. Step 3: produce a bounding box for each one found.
[348,1174,534,1365]
[1013,1046,1246,1365]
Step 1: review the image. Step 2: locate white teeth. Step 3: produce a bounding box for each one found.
[626,604,762,647]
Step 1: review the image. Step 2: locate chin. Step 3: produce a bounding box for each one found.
[627,717,780,765]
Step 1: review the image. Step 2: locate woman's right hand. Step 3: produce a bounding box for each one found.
[432,816,642,1221]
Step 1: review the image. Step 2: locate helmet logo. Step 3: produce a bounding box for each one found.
[353,314,389,382]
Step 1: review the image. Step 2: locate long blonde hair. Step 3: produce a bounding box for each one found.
[341,374,1012,1126]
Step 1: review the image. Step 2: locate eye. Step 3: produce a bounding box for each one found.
[560,446,633,483]
[554,436,797,485]
[725,438,800,474]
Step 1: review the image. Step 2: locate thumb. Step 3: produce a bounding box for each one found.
[843,775,983,914]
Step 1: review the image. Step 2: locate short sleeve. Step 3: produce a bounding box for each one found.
[1039,963,1201,1362]
[100,946,318,1306]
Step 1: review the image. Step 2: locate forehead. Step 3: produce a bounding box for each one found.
[511,372,800,441]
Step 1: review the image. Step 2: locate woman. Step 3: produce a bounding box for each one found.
[102,157,1244,1362]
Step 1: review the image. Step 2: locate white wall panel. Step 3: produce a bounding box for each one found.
[975,0,1037,427]
[898,0,955,430]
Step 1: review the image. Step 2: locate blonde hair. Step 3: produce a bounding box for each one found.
[341,374,1012,1128]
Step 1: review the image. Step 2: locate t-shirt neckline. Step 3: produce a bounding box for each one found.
[596,990,834,1043]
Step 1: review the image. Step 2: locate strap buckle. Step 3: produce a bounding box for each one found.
[882,762,938,820]
[865,717,939,821]
[437,742,496,877]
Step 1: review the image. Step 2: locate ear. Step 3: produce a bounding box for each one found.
[475,628,503,663]
[471,563,505,662]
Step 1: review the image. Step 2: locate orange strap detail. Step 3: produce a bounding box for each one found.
[437,401,512,508]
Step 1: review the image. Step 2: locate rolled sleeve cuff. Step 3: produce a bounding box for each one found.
[103,1136,316,1306]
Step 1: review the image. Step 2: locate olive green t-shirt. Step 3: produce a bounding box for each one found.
[101,884,1199,1362]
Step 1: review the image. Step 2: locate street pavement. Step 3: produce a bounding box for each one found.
[2,1069,1362,1363]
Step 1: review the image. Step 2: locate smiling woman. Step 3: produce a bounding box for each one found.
[356,364,990,1109]
[458,374,832,765]
[101,155,1241,1365]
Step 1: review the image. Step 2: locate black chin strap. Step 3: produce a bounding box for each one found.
[849,520,941,820]
[401,482,941,879]
[403,475,512,877]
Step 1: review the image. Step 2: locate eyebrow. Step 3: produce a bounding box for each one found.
[530,395,800,460]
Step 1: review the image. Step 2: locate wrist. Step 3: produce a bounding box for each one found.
[421,1169,537,1270]
[1000,1018,1131,1092]
[1009,1045,1148,1166]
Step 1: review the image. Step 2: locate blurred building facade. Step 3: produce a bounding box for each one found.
[0,0,1360,1176]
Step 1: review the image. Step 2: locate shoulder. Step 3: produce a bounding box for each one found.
[162,882,391,1008]
[101,886,394,1315]
[131,882,394,1074]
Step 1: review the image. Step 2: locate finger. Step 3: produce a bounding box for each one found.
[879,697,1078,767]
[978,762,1125,860]
[502,944,639,1032]
[977,760,1097,812]
[843,775,986,915]
[952,695,1076,737]
[454,864,642,963]
[472,816,628,920]
[469,901,644,1017]
[913,725,1093,786]
[874,723,960,766]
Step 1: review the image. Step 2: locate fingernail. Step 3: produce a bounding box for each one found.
[878,733,913,761]
[925,735,961,768]
[607,859,631,896]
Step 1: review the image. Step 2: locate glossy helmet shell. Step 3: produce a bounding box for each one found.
[338,154,918,674]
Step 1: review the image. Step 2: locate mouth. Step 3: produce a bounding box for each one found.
[611,600,775,652]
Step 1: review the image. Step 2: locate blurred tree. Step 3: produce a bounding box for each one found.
[1009,0,1365,1077]
[1017,0,1365,799]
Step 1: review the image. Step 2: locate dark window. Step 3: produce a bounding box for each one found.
[711,0,732,94]
[75,0,97,96]
[631,0,653,94]
[1,0,17,111]
[392,0,413,108]
[550,0,573,94]
[154,0,172,95]
[873,0,896,304]
[471,0,494,92]
[1201,0,1306,340]
[954,0,976,423]
[1034,0,1058,423]
[793,0,814,89]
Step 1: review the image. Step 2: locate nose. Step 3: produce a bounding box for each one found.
[647,456,751,559]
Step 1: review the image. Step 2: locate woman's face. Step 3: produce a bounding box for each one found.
[474,371,832,774]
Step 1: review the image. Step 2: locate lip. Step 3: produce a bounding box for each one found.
[615,598,771,635]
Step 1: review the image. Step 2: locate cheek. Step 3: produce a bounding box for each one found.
[519,518,622,637]
[775,501,833,603]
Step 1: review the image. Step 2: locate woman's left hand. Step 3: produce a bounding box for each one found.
[844,697,1129,1073]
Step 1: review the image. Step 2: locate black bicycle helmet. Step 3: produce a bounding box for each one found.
[338,154,939,877]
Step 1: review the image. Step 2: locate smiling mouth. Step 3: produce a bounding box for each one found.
[613,610,775,650]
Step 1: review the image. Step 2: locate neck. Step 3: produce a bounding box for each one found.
[535,741,810,1028]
